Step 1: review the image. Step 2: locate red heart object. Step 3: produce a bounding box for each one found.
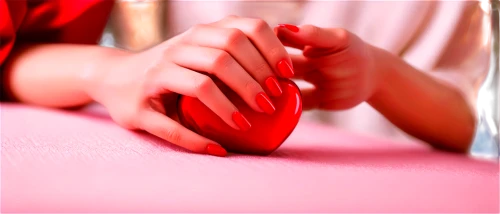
[177,78,303,155]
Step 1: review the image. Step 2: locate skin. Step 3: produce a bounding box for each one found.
[4,16,292,155]
[2,17,476,155]
[276,25,476,153]
[108,1,478,152]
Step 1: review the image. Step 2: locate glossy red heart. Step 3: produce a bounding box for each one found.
[177,78,302,155]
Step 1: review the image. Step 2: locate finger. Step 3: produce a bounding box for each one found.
[280,40,305,50]
[299,87,320,111]
[308,77,358,91]
[166,44,276,115]
[289,54,313,78]
[302,65,360,85]
[212,16,295,78]
[301,87,357,111]
[148,62,252,131]
[275,24,351,50]
[275,27,306,50]
[138,110,228,157]
[299,71,359,111]
[182,24,283,97]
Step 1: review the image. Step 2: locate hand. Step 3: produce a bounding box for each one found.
[274,24,382,110]
[84,16,295,157]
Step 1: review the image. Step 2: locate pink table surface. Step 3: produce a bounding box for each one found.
[1,103,499,213]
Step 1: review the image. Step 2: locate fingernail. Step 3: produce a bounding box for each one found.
[206,144,227,157]
[278,24,299,32]
[265,76,283,97]
[255,92,276,115]
[277,60,295,78]
[232,111,251,131]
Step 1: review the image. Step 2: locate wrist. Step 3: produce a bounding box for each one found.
[80,47,131,103]
[366,45,395,106]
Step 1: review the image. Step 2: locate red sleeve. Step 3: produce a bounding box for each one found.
[0,0,115,66]
[0,0,27,66]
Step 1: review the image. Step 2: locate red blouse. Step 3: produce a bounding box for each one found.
[0,0,115,66]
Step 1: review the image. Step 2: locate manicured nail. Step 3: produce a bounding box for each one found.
[265,76,283,97]
[206,144,227,157]
[232,111,251,131]
[277,60,295,78]
[278,24,299,32]
[255,92,276,115]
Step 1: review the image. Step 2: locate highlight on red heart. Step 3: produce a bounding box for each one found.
[177,78,303,155]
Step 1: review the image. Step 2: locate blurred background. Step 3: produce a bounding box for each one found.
[473,0,499,159]
[102,0,500,157]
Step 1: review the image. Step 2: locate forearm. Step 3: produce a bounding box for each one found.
[367,46,477,153]
[2,43,126,108]
[111,0,165,51]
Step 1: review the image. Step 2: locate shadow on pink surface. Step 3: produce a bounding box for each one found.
[273,146,491,169]
[1,103,499,212]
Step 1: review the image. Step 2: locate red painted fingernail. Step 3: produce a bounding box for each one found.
[277,60,295,78]
[255,92,276,115]
[206,144,227,157]
[232,111,251,131]
[278,24,299,32]
[265,76,282,97]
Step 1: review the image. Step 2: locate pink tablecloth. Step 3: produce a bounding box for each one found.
[1,103,499,212]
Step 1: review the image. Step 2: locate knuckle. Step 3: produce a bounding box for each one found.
[193,24,207,31]
[143,60,165,83]
[144,60,160,78]
[224,14,240,21]
[335,28,351,44]
[332,69,355,79]
[254,62,271,75]
[111,107,143,130]
[161,44,180,59]
[161,127,183,143]
[243,80,261,94]
[223,28,246,50]
[267,46,282,59]
[114,115,136,130]
[162,44,175,53]
[210,50,233,72]
[307,25,322,38]
[187,24,205,35]
[193,75,215,96]
[249,19,270,34]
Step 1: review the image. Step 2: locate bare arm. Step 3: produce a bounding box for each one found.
[375,1,488,153]
[275,24,478,153]
[367,46,477,153]
[2,43,126,108]
[2,0,163,108]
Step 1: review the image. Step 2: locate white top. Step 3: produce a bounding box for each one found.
[123,0,491,140]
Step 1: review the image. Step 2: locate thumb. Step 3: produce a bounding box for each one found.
[275,24,351,50]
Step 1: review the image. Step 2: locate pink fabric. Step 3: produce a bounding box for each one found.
[1,103,499,212]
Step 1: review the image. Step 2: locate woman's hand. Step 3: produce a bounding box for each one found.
[85,16,295,156]
[274,24,382,110]
[275,24,476,152]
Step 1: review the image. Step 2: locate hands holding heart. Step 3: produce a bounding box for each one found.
[89,16,379,157]
[178,24,381,156]
[178,78,302,155]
